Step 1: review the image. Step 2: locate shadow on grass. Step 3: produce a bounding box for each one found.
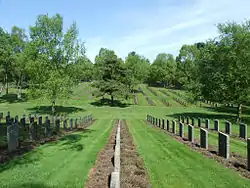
[204,105,250,115]
[3,183,57,188]
[0,93,28,103]
[27,105,85,115]
[131,89,141,94]
[168,112,236,123]
[0,149,44,173]
[57,129,95,151]
[90,98,130,108]
[0,129,94,173]
[203,105,250,124]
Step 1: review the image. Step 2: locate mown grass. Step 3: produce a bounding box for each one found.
[0,119,113,188]
[153,87,181,106]
[139,84,163,106]
[173,122,248,156]
[137,92,149,106]
[1,83,250,187]
[127,119,250,188]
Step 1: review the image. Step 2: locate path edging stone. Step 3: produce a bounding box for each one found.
[110,120,121,188]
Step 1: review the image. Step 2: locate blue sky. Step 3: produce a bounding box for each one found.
[0,0,250,62]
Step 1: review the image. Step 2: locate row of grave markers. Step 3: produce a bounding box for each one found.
[1,111,93,152]
[146,114,250,171]
[178,116,248,140]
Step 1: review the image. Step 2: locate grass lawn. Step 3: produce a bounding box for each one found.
[154,87,181,106]
[137,92,149,106]
[139,84,164,106]
[0,83,250,187]
[174,122,248,156]
[0,119,113,188]
[127,119,250,188]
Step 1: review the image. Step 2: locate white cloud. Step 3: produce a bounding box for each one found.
[85,0,250,63]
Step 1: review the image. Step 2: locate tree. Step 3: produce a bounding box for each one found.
[176,44,202,101]
[10,26,28,98]
[148,53,176,86]
[198,21,250,121]
[177,20,250,121]
[93,48,129,105]
[124,51,150,92]
[27,14,85,114]
[73,56,93,82]
[0,28,15,94]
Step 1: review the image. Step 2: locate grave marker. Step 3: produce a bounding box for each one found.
[75,118,78,129]
[205,119,210,129]
[239,123,247,139]
[38,116,43,126]
[70,118,73,130]
[56,119,60,133]
[81,117,84,126]
[191,118,195,126]
[7,122,18,152]
[166,119,170,131]
[45,116,51,137]
[20,117,26,128]
[225,121,231,135]
[214,119,219,131]
[179,122,184,137]
[31,122,37,140]
[200,128,208,149]
[188,125,194,142]
[198,118,201,127]
[79,117,82,126]
[218,132,230,159]
[63,119,68,130]
[172,120,176,134]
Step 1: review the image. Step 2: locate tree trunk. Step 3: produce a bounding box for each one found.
[5,73,8,94]
[237,104,242,123]
[17,75,22,99]
[52,94,56,115]
[111,95,114,106]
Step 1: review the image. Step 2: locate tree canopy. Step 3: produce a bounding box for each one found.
[0,13,250,117]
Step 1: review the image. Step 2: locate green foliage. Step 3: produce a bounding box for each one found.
[26,14,85,109]
[148,53,176,86]
[73,56,93,81]
[1,13,250,119]
[0,27,15,93]
[176,20,250,120]
[93,48,130,103]
[124,51,150,90]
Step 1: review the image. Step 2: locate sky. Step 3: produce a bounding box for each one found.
[0,0,250,63]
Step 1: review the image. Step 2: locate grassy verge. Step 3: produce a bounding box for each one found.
[0,119,113,188]
[139,85,163,106]
[127,119,250,188]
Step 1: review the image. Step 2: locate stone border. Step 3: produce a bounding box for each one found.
[110,120,121,188]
